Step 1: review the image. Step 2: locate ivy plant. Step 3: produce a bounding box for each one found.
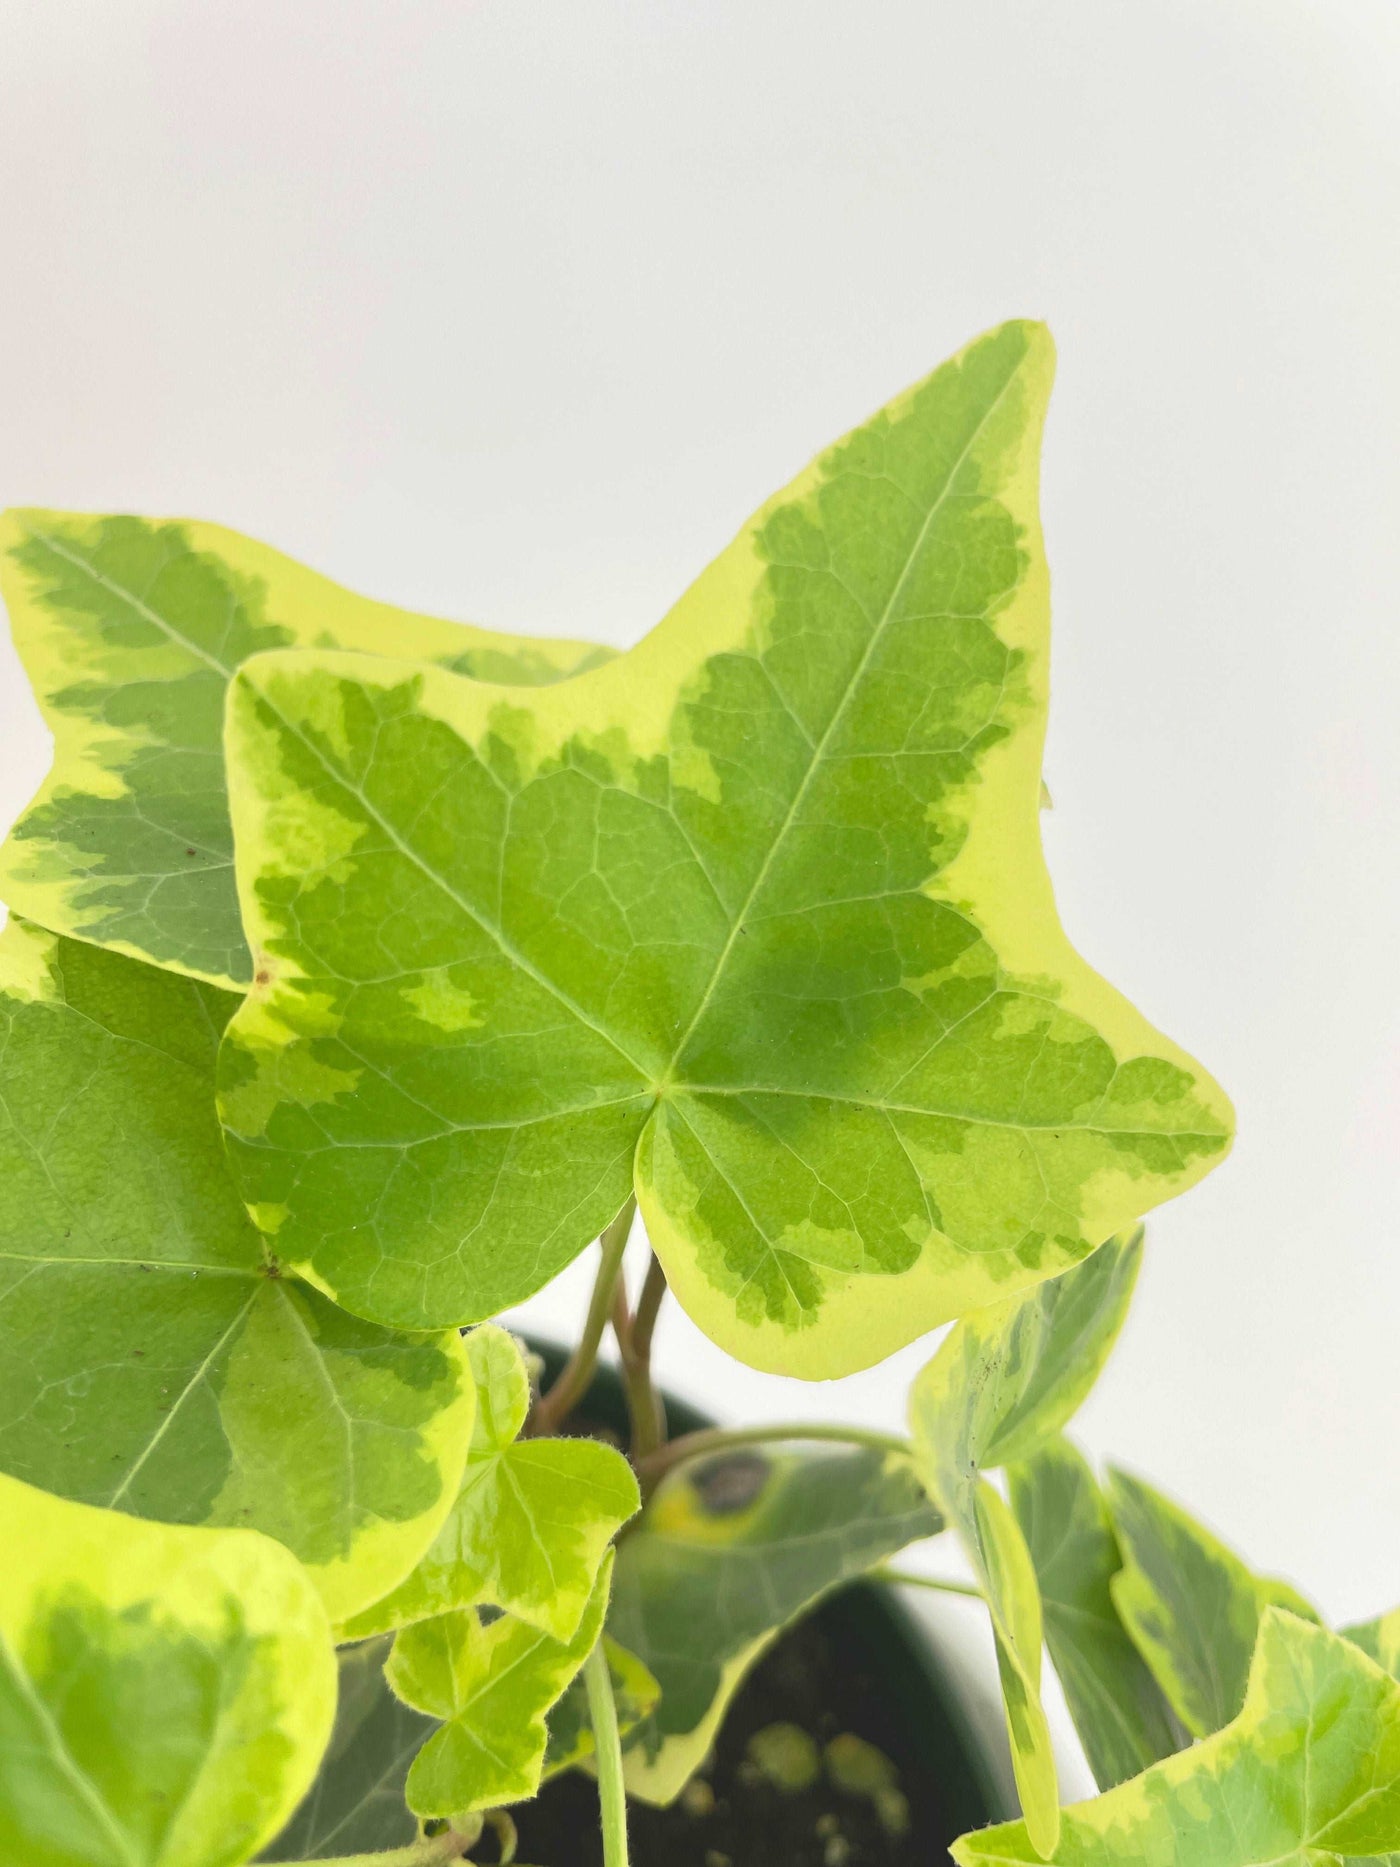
[0,318,1392,1867]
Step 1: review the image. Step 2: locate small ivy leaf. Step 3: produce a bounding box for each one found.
[952,1611,1400,1867]
[215,318,1232,1375]
[388,1554,613,1817]
[0,917,476,1625]
[1343,1609,1400,1678]
[605,1440,938,1806]
[908,1233,1143,1854]
[257,1638,434,1861]
[542,1637,661,1781]
[1104,1469,1320,1739]
[1006,1436,1183,1790]
[0,1468,335,1867]
[0,510,609,990]
[341,1324,639,1643]
[1338,1615,1400,1867]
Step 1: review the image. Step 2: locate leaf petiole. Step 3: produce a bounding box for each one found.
[532,1197,636,1434]
[636,1421,912,1497]
[872,1566,986,1601]
[614,1250,668,1459]
[584,1634,631,1867]
[298,1827,474,1866]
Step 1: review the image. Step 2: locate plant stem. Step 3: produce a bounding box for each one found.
[872,1566,986,1601]
[584,1635,630,1867]
[637,1420,911,1495]
[532,1197,636,1435]
[301,1829,471,1866]
[614,1250,668,1459]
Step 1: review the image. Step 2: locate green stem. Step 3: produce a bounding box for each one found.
[584,1635,630,1867]
[616,1251,668,1459]
[300,1829,471,1866]
[533,1197,636,1434]
[872,1566,986,1602]
[637,1421,911,1496]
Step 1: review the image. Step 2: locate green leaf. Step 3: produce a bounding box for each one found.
[341,1324,638,1643]
[0,1467,334,1867]
[604,1439,938,1805]
[1006,1436,1182,1790]
[542,1637,661,1781]
[951,1610,1400,1867]
[917,1228,1143,1478]
[257,1638,434,1861]
[1105,1469,1319,1739]
[0,509,609,990]
[1343,1610,1400,1678]
[0,917,475,1624]
[215,318,1232,1374]
[388,1555,613,1817]
[908,1233,1143,1854]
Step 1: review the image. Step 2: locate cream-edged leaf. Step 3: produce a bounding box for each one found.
[341,1324,638,1643]
[0,509,608,989]
[951,1612,1400,1867]
[215,319,1231,1374]
[0,1469,335,1867]
[1343,1609,1400,1678]
[605,1440,938,1806]
[908,1235,1143,1852]
[1105,1469,1319,1739]
[0,918,475,1624]
[1007,1437,1182,1790]
[388,1555,612,1817]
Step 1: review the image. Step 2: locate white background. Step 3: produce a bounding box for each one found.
[2,0,1397,1650]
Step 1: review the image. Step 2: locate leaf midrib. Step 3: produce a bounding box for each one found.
[30,527,238,683]
[659,347,1029,1086]
[0,1626,143,1867]
[106,1287,259,1508]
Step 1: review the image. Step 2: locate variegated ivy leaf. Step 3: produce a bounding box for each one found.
[215,318,1232,1376]
[543,1637,661,1781]
[1344,1609,1400,1678]
[952,1611,1400,1867]
[387,1555,613,1817]
[0,509,608,990]
[605,1440,939,1806]
[1105,1468,1319,1739]
[0,1468,335,1867]
[1339,1615,1400,1867]
[257,1638,434,1862]
[340,1323,638,1642]
[0,917,475,1625]
[1006,1436,1182,1791]
[908,1232,1143,1855]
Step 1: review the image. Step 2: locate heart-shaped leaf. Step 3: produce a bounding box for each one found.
[0,510,608,990]
[0,917,475,1624]
[0,1468,335,1867]
[1105,1469,1319,1739]
[1006,1436,1182,1790]
[909,1232,1143,1856]
[215,318,1231,1376]
[951,1611,1400,1867]
[341,1324,639,1642]
[388,1556,613,1817]
[605,1440,938,1805]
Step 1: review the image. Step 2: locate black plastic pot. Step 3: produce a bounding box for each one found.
[516,1340,1014,1865]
